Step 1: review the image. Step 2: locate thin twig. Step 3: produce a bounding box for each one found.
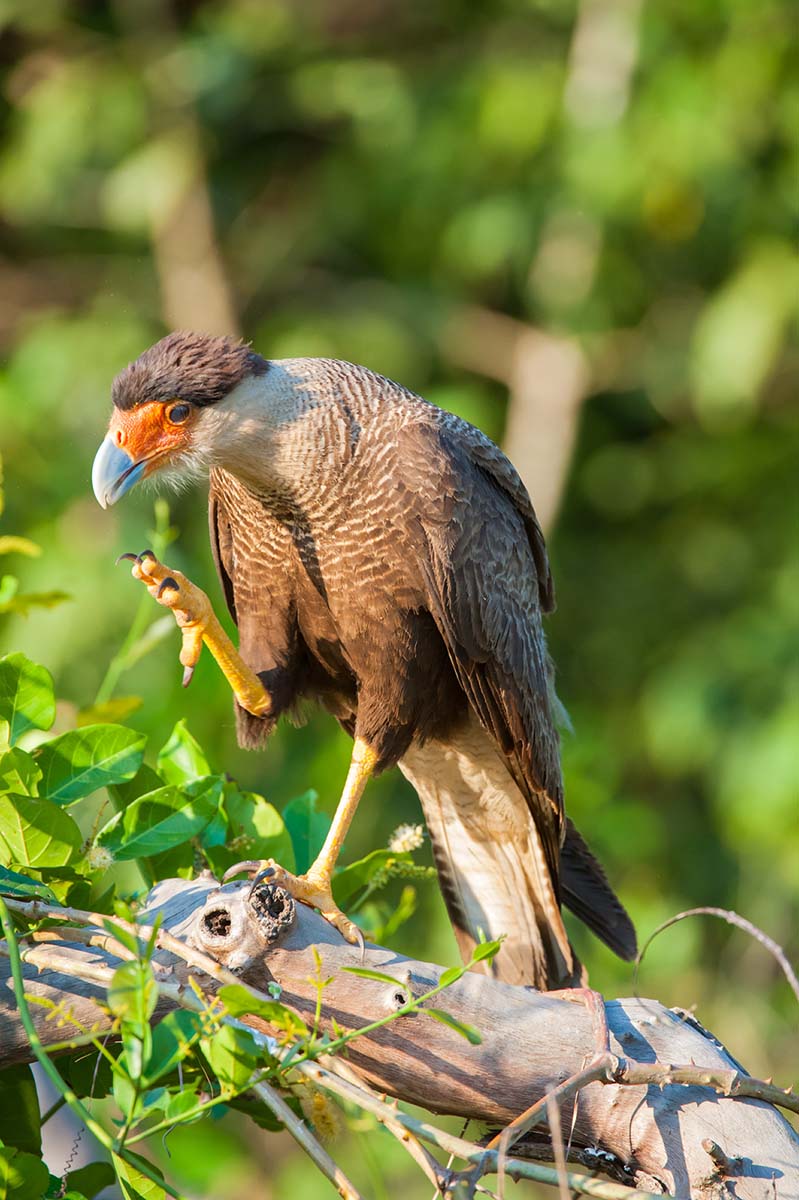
[482,1060,611,1159]
[4,897,260,991]
[300,1060,667,1199]
[496,1126,511,1200]
[250,1079,365,1200]
[635,907,799,1005]
[319,1056,447,1194]
[27,926,139,963]
[547,1092,570,1200]
[615,1060,799,1114]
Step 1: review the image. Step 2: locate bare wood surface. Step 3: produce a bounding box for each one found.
[1,877,797,1199]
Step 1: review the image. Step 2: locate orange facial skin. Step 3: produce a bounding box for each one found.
[107,400,193,475]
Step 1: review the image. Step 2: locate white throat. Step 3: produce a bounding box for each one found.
[191,361,316,494]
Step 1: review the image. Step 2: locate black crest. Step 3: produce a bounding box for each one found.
[112,331,269,411]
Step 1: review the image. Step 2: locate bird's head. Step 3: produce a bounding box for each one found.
[92,331,270,508]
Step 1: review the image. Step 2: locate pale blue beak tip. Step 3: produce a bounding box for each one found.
[92,437,145,508]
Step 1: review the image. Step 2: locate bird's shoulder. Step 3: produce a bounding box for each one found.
[394,405,555,613]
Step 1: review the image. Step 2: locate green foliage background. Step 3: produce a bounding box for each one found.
[0,0,796,1195]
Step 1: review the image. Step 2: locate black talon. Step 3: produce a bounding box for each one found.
[249,866,276,898]
[157,577,179,598]
[253,867,276,885]
[136,549,156,563]
[115,552,138,565]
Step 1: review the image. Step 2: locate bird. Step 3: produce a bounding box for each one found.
[92,331,636,989]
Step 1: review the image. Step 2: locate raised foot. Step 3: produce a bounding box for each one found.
[117,550,271,717]
[118,549,212,688]
[223,859,364,951]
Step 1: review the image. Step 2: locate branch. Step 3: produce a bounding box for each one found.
[250,1078,364,1200]
[1,880,797,1200]
[636,907,799,1006]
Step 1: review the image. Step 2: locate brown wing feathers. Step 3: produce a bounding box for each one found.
[205,364,635,985]
[398,416,564,870]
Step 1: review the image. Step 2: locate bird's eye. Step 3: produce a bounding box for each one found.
[166,402,191,425]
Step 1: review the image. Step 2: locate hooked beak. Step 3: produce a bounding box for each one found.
[92,437,147,509]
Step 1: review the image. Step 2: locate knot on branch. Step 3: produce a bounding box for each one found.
[249,882,296,943]
[190,879,296,970]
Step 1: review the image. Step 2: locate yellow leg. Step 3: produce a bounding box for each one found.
[121,550,271,718]
[228,737,379,945]
[312,738,379,881]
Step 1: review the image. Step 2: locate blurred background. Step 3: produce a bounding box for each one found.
[0,0,796,1195]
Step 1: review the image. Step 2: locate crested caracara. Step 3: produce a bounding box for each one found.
[92,332,636,987]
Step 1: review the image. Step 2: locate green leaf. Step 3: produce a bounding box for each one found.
[340,966,406,986]
[61,1049,114,1100]
[146,842,195,881]
[107,960,158,1027]
[145,1010,203,1085]
[438,965,464,988]
[0,1147,50,1200]
[112,1154,165,1200]
[200,1024,259,1093]
[0,575,15,605]
[374,884,417,942]
[112,1071,138,1123]
[35,725,146,805]
[156,719,210,785]
[137,1087,168,1118]
[76,697,143,727]
[97,776,223,860]
[424,1007,482,1045]
[0,1065,40,1155]
[0,654,55,745]
[199,808,227,850]
[0,866,57,904]
[227,1090,284,1132]
[62,1163,115,1200]
[0,749,41,796]
[122,1023,152,1083]
[107,765,163,811]
[0,577,16,610]
[282,790,329,875]
[205,786,294,876]
[471,937,503,964]
[0,794,81,868]
[101,918,142,958]
[164,1086,202,1122]
[217,983,308,1037]
[333,848,412,909]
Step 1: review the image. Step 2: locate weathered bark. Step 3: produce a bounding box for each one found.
[1,877,797,1199]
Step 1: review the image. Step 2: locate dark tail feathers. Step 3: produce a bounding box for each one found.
[560,819,637,961]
